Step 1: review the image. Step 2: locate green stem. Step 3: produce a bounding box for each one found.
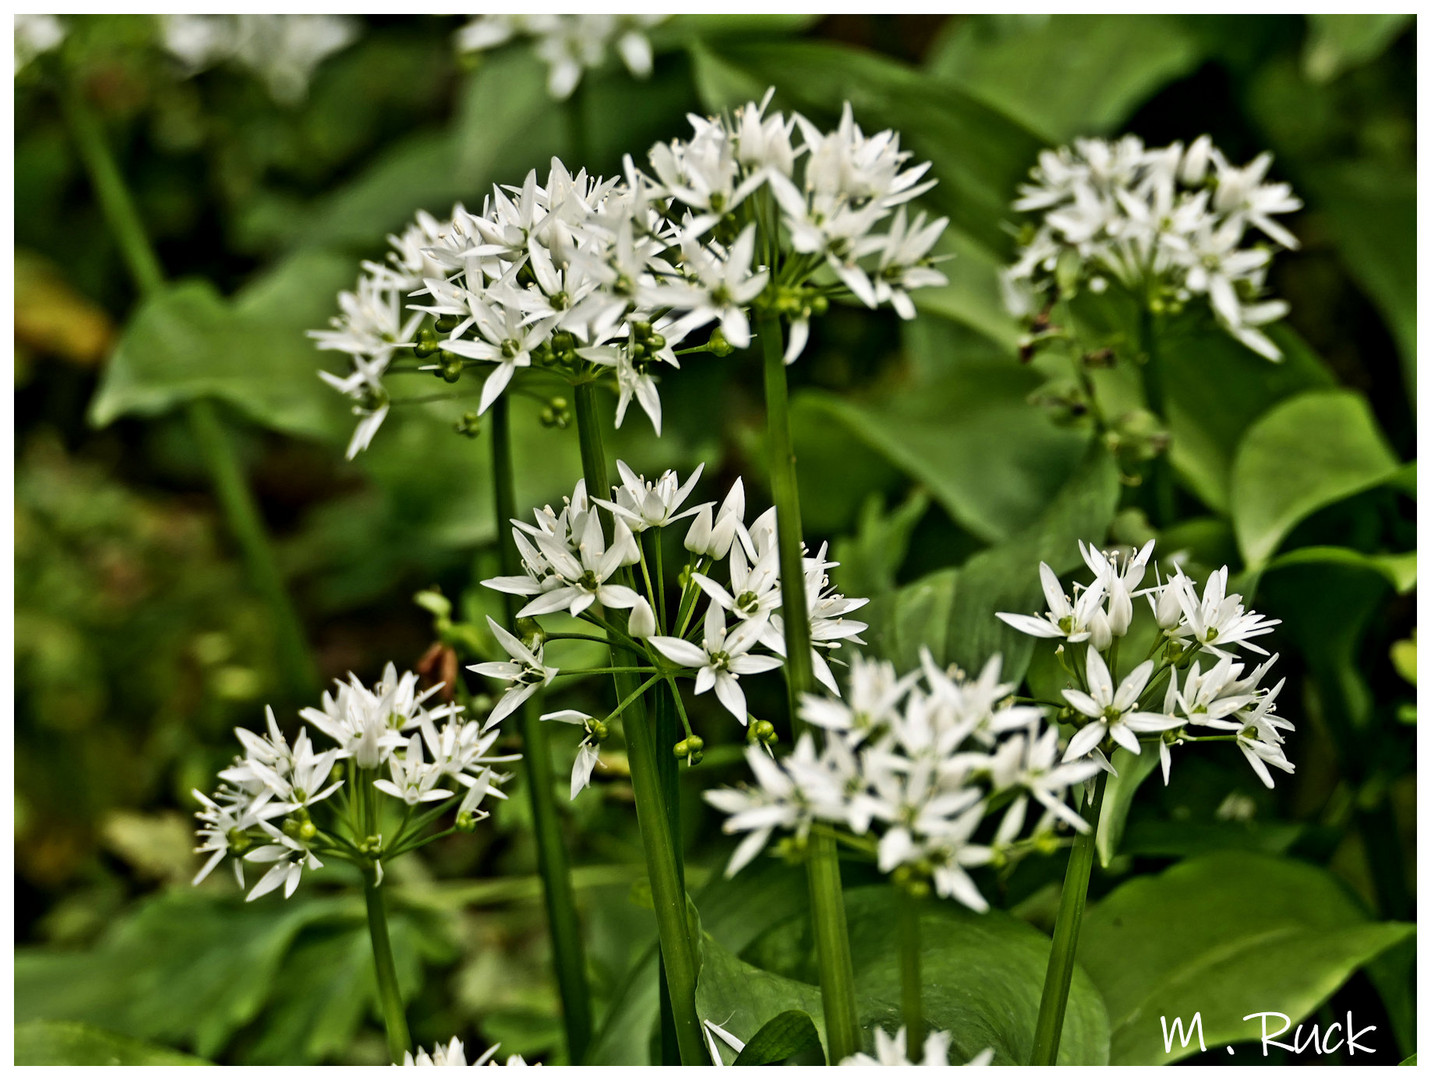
[758,312,862,1063]
[492,397,593,1064]
[60,79,318,702]
[898,887,924,1047]
[573,384,706,1066]
[363,873,412,1063]
[1030,772,1108,1064]
[1139,308,1176,528]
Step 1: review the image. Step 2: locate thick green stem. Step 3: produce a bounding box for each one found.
[758,312,862,1063]
[573,384,706,1066]
[363,874,413,1063]
[61,79,317,702]
[1139,308,1176,528]
[898,888,924,1048]
[1031,772,1108,1064]
[491,398,593,1063]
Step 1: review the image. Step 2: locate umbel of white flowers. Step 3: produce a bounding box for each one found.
[311,89,950,458]
[995,538,1293,788]
[456,13,666,100]
[158,14,359,104]
[1002,135,1301,361]
[705,650,1100,911]
[470,463,868,800]
[191,665,516,901]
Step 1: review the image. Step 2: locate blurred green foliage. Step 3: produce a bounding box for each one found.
[14,13,1415,1066]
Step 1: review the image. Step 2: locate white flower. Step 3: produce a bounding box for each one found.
[649,606,783,722]
[659,225,769,350]
[505,511,642,619]
[191,788,285,888]
[1166,565,1280,657]
[703,737,818,875]
[243,823,323,901]
[541,710,606,800]
[399,1036,530,1066]
[1078,539,1155,637]
[468,618,559,725]
[373,734,455,806]
[996,564,1107,644]
[1061,650,1183,762]
[685,478,745,559]
[597,460,707,531]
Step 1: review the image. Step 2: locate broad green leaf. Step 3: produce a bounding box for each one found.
[293,131,464,251]
[740,885,1109,1065]
[89,261,356,441]
[830,488,931,600]
[1080,852,1415,1064]
[1303,14,1414,83]
[863,443,1119,682]
[587,862,814,1065]
[926,15,1201,141]
[732,1009,825,1065]
[1304,163,1416,398]
[696,934,826,1065]
[1230,390,1401,566]
[911,231,1022,351]
[1255,552,1398,734]
[454,48,569,185]
[1264,545,1416,596]
[13,887,452,1063]
[795,319,1091,543]
[1095,746,1162,868]
[1119,819,1303,860]
[14,1021,210,1066]
[1160,321,1335,514]
[655,14,821,48]
[690,40,1044,258]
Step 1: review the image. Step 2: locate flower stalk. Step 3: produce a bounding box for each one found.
[490,396,593,1063]
[898,887,924,1049]
[60,79,318,702]
[572,383,706,1065]
[1139,308,1176,527]
[758,311,863,1063]
[363,870,413,1063]
[1030,771,1108,1065]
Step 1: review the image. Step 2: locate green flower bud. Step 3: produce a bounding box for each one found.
[434,315,459,333]
[414,328,440,358]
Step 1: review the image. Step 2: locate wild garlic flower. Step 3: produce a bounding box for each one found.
[158,14,359,104]
[192,667,515,901]
[399,1037,529,1066]
[840,1026,994,1067]
[706,651,1091,908]
[483,465,868,796]
[999,539,1293,788]
[456,14,666,100]
[312,91,947,455]
[1003,135,1301,360]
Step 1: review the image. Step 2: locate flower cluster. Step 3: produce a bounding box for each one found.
[311,90,949,457]
[997,539,1293,787]
[158,14,360,104]
[456,14,666,100]
[399,1037,528,1067]
[706,651,1097,910]
[192,665,515,900]
[1002,135,1301,360]
[471,464,868,798]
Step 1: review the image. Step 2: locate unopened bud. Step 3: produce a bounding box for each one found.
[628,597,657,639]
